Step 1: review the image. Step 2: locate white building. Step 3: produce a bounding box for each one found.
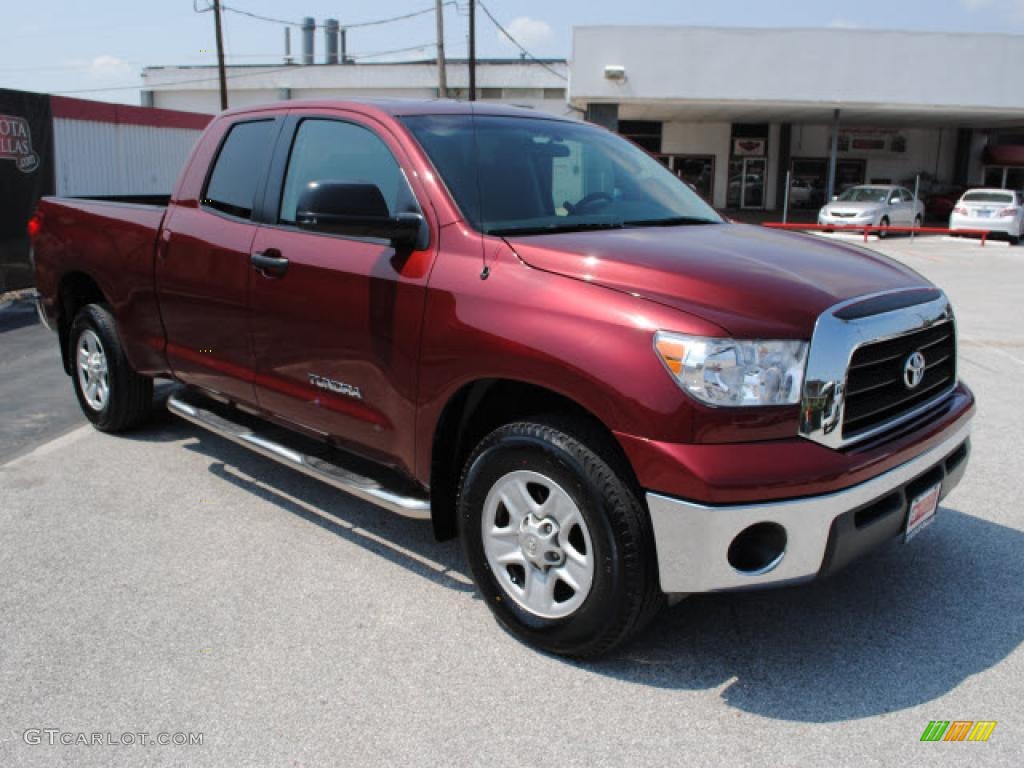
[570,26,1024,211]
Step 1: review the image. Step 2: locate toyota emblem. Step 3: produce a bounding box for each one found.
[903,350,926,389]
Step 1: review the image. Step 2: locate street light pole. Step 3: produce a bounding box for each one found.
[435,0,447,98]
[212,0,229,110]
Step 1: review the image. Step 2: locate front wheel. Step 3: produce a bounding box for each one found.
[70,304,153,432]
[878,215,891,239]
[458,418,662,658]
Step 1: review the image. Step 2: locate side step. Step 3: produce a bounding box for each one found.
[167,391,431,520]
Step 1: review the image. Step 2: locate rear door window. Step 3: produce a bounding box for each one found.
[963,191,1014,204]
[203,120,276,219]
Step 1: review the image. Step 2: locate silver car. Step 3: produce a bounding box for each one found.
[818,185,926,236]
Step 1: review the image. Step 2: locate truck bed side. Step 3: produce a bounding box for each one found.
[33,197,171,377]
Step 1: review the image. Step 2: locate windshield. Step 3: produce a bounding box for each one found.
[962,191,1014,204]
[401,114,722,235]
[837,186,890,203]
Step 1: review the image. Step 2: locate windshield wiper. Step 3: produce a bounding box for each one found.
[487,221,625,236]
[622,216,719,227]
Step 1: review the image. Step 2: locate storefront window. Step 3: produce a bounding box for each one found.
[984,166,1005,188]
[672,156,714,203]
[983,166,1024,190]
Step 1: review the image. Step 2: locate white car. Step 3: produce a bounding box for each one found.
[818,185,925,237]
[950,188,1022,245]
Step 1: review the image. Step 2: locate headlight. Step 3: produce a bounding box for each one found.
[654,331,808,406]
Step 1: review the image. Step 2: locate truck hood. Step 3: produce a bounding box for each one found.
[504,223,929,338]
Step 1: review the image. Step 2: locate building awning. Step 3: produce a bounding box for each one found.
[983,144,1024,166]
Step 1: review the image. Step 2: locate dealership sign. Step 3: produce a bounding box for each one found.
[0,114,40,173]
[733,138,766,157]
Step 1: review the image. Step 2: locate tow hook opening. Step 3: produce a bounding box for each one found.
[728,522,787,575]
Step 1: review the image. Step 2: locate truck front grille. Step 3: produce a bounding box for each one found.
[842,321,956,439]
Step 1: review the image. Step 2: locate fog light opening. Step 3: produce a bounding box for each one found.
[728,522,787,575]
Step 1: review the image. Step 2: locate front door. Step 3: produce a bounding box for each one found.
[740,158,767,209]
[156,118,278,405]
[248,112,435,471]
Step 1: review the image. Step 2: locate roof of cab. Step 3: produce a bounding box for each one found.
[217,98,575,122]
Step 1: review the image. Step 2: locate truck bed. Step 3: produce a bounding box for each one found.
[33,195,170,377]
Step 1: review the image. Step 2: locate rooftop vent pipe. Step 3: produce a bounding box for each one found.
[325,19,339,64]
[301,17,315,65]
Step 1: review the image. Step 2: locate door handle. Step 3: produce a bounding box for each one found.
[251,249,289,278]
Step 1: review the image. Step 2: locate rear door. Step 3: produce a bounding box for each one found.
[156,117,280,404]
[247,110,436,472]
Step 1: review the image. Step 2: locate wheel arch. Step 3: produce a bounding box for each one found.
[427,377,640,541]
[56,271,109,375]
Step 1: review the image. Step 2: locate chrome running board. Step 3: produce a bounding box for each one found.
[167,391,431,520]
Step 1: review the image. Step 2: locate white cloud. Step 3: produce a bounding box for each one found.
[497,16,553,52]
[87,55,133,79]
[827,18,862,28]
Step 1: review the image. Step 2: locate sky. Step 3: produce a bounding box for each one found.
[1,0,1023,105]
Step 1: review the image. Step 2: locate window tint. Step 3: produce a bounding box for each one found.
[901,189,914,202]
[280,119,407,224]
[204,120,275,219]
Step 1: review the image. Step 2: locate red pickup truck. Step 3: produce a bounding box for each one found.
[30,100,974,657]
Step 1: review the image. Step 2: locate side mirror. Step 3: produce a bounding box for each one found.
[831,195,839,201]
[295,181,426,249]
[889,196,900,205]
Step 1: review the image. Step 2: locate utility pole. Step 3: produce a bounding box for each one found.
[435,0,447,97]
[468,0,476,101]
[212,0,228,110]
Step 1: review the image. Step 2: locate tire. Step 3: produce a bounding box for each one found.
[913,214,922,230]
[69,303,152,432]
[458,417,662,658]
[1010,235,1021,246]
[878,215,890,239]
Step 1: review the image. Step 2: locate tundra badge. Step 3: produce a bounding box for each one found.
[308,373,363,400]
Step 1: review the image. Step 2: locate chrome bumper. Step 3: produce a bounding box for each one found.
[646,417,972,594]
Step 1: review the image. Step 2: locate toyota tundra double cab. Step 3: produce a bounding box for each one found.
[31,100,974,657]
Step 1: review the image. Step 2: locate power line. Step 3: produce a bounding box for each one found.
[53,64,301,94]
[52,42,449,95]
[210,2,454,30]
[350,42,437,60]
[476,1,567,81]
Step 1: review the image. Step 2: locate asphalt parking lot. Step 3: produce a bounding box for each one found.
[1,235,1021,767]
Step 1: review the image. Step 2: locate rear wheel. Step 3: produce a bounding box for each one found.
[458,418,662,658]
[70,304,152,432]
[913,214,922,229]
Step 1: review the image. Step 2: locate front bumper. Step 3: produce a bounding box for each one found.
[647,417,971,593]
[819,213,875,226]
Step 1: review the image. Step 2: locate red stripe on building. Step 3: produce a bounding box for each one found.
[50,95,211,130]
